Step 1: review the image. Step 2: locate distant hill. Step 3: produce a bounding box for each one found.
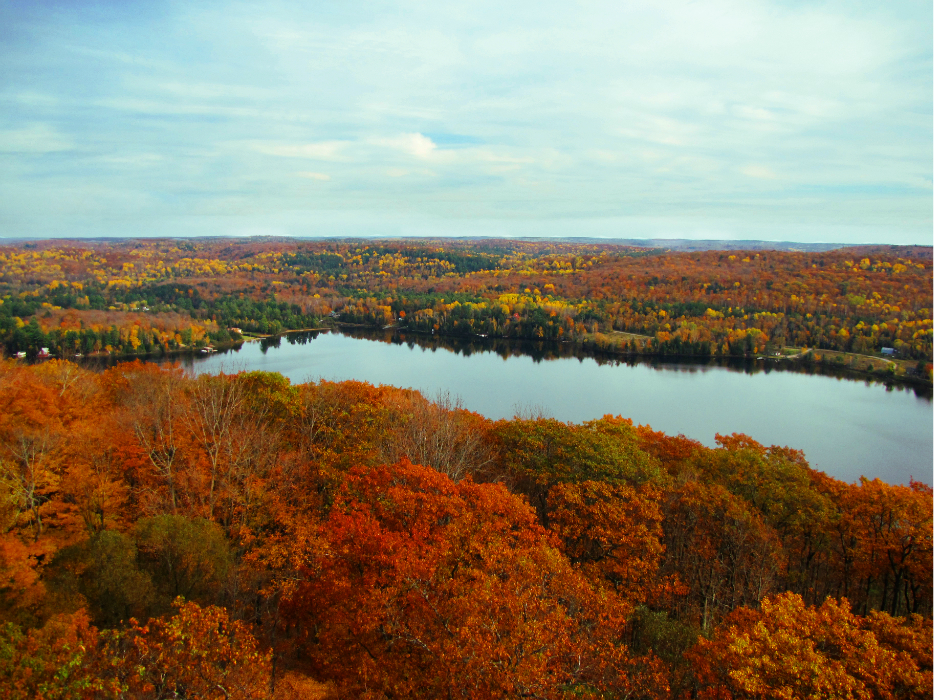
[361,236,928,254]
[3,235,930,257]
[843,244,932,260]
[504,237,858,252]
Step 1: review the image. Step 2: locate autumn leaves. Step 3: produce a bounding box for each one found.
[284,459,660,698]
[0,359,931,698]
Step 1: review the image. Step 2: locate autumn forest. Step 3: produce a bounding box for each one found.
[0,238,932,699]
[1,238,931,376]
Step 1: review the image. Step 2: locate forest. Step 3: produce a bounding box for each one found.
[0,238,931,382]
[0,358,931,699]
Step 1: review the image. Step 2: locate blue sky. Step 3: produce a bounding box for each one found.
[1,0,931,243]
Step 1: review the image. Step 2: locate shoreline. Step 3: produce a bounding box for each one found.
[330,324,933,390]
[24,321,932,390]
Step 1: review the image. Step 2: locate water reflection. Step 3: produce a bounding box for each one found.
[311,327,932,399]
[75,327,932,485]
[259,335,283,352]
[77,326,932,401]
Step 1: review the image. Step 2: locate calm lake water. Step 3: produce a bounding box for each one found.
[172,329,931,486]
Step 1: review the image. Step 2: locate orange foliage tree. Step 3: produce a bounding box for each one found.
[0,600,269,700]
[687,592,932,700]
[282,459,668,700]
[548,480,665,603]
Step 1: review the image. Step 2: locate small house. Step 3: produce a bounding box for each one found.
[881,347,896,356]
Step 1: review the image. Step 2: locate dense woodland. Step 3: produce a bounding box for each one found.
[0,359,930,698]
[0,239,931,379]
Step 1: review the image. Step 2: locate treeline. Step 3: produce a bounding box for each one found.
[0,315,235,359]
[140,286,321,334]
[0,282,326,358]
[0,360,930,698]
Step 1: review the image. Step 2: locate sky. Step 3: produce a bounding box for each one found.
[0,0,931,244]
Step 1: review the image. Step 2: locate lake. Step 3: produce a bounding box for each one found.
[170,329,931,486]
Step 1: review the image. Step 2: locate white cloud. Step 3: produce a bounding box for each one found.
[9,92,61,107]
[155,81,273,101]
[253,141,348,160]
[0,125,73,153]
[740,165,778,180]
[372,133,438,159]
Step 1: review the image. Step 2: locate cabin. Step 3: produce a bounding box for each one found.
[881,347,896,356]
[37,347,51,358]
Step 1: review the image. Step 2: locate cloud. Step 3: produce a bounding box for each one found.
[0,125,73,153]
[0,0,928,243]
[740,165,778,180]
[372,133,438,159]
[252,141,348,160]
